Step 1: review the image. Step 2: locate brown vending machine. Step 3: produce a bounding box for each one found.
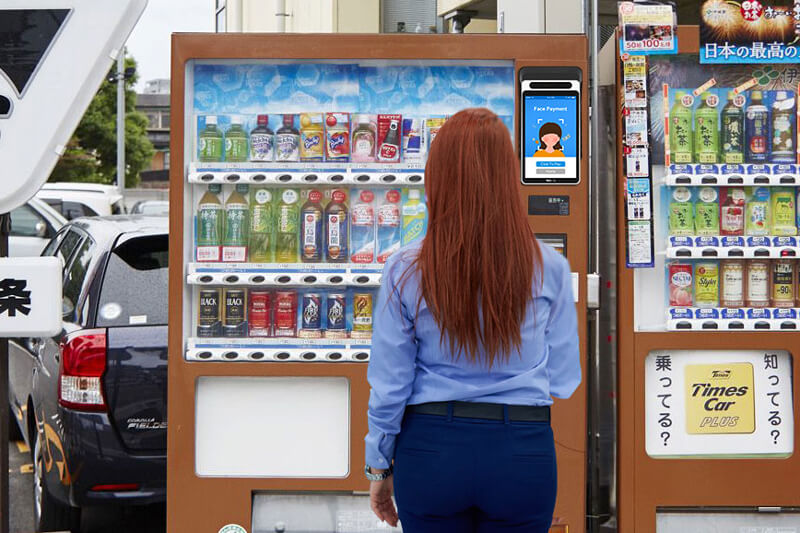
[168,33,588,533]
[616,26,800,532]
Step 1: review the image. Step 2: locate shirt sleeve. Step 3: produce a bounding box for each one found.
[364,254,418,468]
[545,256,582,399]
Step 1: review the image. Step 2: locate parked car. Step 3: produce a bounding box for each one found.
[9,198,66,256]
[129,200,169,216]
[36,182,125,220]
[9,216,168,532]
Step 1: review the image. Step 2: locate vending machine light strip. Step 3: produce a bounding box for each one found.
[185,345,371,363]
[667,306,799,331]
[666,164,800,186]
[188,164,425,186]
[666,238,799,259]
[187,265,382,288]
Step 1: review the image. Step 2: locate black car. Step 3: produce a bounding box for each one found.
[8,216,168,532]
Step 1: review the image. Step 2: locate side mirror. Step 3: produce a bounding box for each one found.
[35,221,47,238]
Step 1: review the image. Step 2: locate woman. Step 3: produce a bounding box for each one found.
[533,122,565,157]
[364,107,580,532]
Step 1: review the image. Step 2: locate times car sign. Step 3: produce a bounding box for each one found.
[0,257,61,337]
[0,0,147,213]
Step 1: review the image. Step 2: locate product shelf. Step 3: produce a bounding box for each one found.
[665,163,800,186]
[667,307,799,331]
[188,162,425,186]
[187,262,383,287]
[666,235,799,259]
[185,336,371,362]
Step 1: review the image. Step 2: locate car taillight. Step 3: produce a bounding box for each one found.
[58,329,107,411]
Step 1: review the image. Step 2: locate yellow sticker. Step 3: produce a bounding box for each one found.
[734,78,758,95]
[692,78,717,97]
[685,363,755,435]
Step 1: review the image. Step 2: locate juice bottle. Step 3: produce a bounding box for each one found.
[669,91,693,164]
[199,115,223,162]
[771,259,795,308]
[196,184,223,262]
[745,187,770,236]
[350,189,376,263]
[746,91,769,163]
[721,91,745,164]
[249,188,273,263]
[300,189,324,263]
[276,188,300,263]
[695,187,720,236]
[770,187,797,236]
[402,188,427,246]
[325,190,349,263]
[746,260,770,308]
[222,184,249,262]
[694,92,719,164]
[694,262,719,308]
[770,91,796,163]
[351,114,377,163]
[276,114,300,162]
[300,113,325,162]
[668,263,693,307]
[720,260,744,308]
[377,189,402,263]
[225,116,249,162]
[720,187,746,236]
[250,114,274,162]
[668,187,694,236]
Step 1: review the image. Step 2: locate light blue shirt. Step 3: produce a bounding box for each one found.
[365,241,581,468]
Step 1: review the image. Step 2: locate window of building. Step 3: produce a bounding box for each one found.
[147,112,159,129]
[161,111,170,129]
[164,150,170,169]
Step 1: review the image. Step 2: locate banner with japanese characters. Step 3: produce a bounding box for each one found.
[701,0,800,63]
[618,1,678,55]
[645,350,793,458]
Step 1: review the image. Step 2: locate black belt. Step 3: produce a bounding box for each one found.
[408,401,550,422]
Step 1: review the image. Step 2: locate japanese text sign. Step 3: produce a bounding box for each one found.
[0,257,61,337]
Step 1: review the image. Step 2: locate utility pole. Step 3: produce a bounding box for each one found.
[116,47,126,202]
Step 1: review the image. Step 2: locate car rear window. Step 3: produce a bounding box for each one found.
[97,235,168,327]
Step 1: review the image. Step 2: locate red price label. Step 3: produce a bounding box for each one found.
[741,1,763,21]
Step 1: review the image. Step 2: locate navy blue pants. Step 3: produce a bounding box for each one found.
[393,408,557,532]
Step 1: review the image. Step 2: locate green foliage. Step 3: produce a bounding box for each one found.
[49,54,154,187]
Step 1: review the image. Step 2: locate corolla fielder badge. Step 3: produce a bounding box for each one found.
[219,525,247,533]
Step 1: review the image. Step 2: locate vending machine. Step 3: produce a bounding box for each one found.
[616,27,800,531]
[168,33,588,533]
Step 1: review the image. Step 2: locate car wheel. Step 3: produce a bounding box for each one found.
[8,406,23,441]
[33,430,80,532]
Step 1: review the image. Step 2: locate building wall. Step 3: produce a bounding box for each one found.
[220,0,379,33]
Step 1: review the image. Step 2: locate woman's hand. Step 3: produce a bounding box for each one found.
[369,475,399,527]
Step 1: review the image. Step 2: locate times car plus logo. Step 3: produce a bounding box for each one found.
[685,363,755,434]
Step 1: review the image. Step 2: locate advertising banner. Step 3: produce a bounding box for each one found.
[645,350,793,458]
[700,0,800,63]
[618,1,678,55]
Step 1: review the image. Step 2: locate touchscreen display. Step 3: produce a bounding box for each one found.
[523,92,579,183]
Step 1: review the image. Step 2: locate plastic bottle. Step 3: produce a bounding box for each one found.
[771,91,796,163]
[669,91,693,164]
[377,189,402,263]
[222,184,249,262]
[402,188,427,246]
[694,92,719,164]
[250,114,274,162]
[276,189,299,263]
[196,184,223,261]
[276,114,300,162]
[694,187,719,236]
[721,91,745,164]
[350,189,376,263]
[745,187,770,236]
[199,115,223,162]
[746,91,769,163]
[325,190,349,263]
[668,187,694,236]
[351,115,377,163]
[249,188,273,263]
[225,116,248,162]
[300,189,324,263]
[771,187,797,236]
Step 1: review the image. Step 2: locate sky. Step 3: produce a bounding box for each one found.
[126,0,215,92]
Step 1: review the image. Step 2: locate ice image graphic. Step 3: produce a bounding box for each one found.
[398,66,427,90]
[210,67,245,92]
[446,66,475,89]
[416,75,435,99]
[194,83,219,111]
[363,67,399,94]
[246,65,281,96]
[295,64,321,86]
[487,92,514,117]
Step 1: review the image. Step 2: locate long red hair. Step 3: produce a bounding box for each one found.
[410,107,541,367]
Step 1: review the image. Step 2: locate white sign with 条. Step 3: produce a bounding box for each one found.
[0,257,61,337]
[0,0,147,213]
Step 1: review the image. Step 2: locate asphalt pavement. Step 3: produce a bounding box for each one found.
[10,440,165,533]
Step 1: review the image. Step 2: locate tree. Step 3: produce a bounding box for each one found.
[49,54,154,187]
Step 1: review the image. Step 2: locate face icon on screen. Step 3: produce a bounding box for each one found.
[534,122,564,157]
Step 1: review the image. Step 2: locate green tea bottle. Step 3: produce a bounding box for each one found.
[694,92,719,164]
[670,91,693,164]
[199,116,223,162]
[225,116,249,162]
[668,187,694,236]
[771,187,797,236]
[223,184,249,262]
[276,189,300,263]
[695,187,719,236]
[249,188,274,263]
[721,91,744,164]
[196,184,223,261]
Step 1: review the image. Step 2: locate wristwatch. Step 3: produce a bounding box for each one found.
[364,464,393,481]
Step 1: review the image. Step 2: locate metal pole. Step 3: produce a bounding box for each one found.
[0,213,9,533]
[117,47,126,202]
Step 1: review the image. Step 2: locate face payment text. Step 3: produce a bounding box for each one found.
[524,94,578,181]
